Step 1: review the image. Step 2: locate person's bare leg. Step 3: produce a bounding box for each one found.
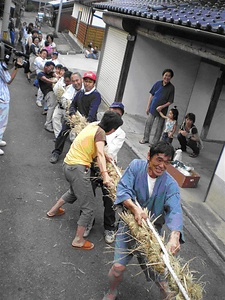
[47,197,65,216]
[72,225,87,247]
[157,281,176,300]
[103,264,125,300]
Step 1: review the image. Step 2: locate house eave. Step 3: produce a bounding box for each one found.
[97,9,225,43]
[98,9,225,65]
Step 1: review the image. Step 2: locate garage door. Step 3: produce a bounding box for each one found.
[97,26,127,104]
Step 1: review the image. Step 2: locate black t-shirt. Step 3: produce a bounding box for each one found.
[37,71,54,96]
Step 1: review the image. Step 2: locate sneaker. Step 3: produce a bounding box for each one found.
[45,126,54,133]
[0,140,6,147]
[83,216,95,238]
[36,100,42,107]
[0,149,4,155]
[49,152,59,164]
[104,230,115,244]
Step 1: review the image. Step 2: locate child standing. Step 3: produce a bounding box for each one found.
[43,41,52,58]
[158,106,179,144]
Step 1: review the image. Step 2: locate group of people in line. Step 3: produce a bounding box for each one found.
[139,68,202,158]
[17,22,57,82]
[34,63,184,299]
[1,31,200,298]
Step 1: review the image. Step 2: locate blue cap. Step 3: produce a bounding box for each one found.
[110,102,125,114]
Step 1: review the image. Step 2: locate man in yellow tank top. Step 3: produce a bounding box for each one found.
[47,111,123,250]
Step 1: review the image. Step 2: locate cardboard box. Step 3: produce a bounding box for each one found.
[166,164,200,188]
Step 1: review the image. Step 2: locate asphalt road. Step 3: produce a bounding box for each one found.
[0,67,225,300]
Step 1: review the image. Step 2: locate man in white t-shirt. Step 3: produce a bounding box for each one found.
[34,49,48,107]
[85,102,126,244]
[52,71,72,138]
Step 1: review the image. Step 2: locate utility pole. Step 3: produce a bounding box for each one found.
[2,0,12,40]
[55,0,63,33]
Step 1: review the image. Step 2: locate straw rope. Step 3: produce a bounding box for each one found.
[67,111,204,300]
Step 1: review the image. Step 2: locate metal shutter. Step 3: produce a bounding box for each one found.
[97,27,127,104]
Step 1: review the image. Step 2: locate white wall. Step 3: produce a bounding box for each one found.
[187,62,221,135]
[207,84,225,141]
[72,4,105,27]
[216,145,225,180]
[123,35,201,127]
[72,4,90,22]
[92,11,105,28]
[72,4,80,18]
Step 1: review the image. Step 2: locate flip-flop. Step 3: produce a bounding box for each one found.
[103,290,118,300]
[72,240,94,250]
[47,207,65,217]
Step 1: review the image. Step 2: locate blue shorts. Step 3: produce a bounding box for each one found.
[114,221,166,283]
[114,221,137,266]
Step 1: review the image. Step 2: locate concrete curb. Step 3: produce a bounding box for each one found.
[182,203,225,262]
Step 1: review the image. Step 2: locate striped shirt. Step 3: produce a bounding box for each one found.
[0,62,11,104]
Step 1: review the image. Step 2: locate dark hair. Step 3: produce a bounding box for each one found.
[162,68,174,78]
[46,34,54,42]
[40,49,48,54]
[45,61,55,67]
[185,112,195,123]
[55,64,63,69]
[62,67,68,72]
[44,41,50,47]
[149,141,175,160]
[64,71,72,79]
[31,29,39,35]
[170,106,179,121]
[32,36,39,43]
[98,111,123,133]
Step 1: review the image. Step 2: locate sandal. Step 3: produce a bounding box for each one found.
[47,207,65,217]
[139,139,148,144]
[72,240,94,250]
[103,289,118,300]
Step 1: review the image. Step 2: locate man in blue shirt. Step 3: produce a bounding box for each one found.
[102,141,184,300]
[139,69,175,146]
[49,71,101,164]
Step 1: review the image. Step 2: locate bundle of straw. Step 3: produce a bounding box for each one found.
[104,161,123,201]
[55,86,65,102]
[119,209,204,300]
[167,255,204,300]
[66,112,89,135]
[120,208,165,274]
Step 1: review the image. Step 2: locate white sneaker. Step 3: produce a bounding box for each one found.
[104,230,115,244]
[0,140,6,147]
[36,100,42,107]
[83,216,95,238]
[0,149,4,155]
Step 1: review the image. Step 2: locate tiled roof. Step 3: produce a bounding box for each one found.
[94,0,225,35]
